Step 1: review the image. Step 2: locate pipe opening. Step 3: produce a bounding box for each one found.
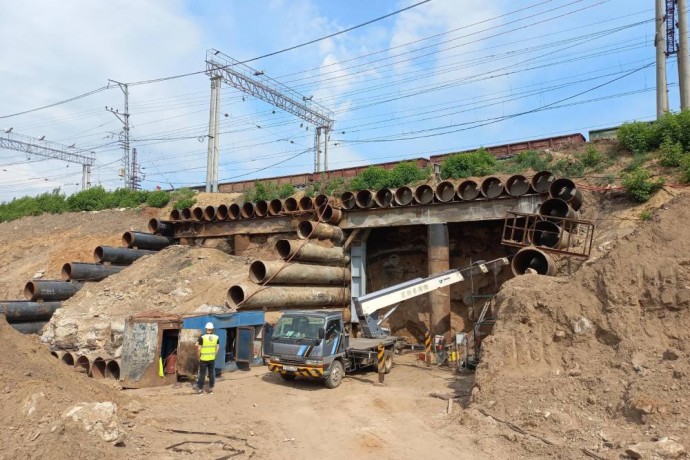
[268,199,283,215]
[529,221,566,249]
[249,261,268,284]
[228,203,241,219]
[314,195,330,208]
[60,263,72,280]
[284,197,298,212]
[394,187,413,206]
[147,218,159,233]
[340,192,356,210]
[531,170,555,194]
[435,181,455,202]
[228,285,247,305]
[255,200,269,217]
[216,204,228,220]
[169,209,181,221]
[298,196,314,211]
[275,240,292,258]
[413,185,434,204]
[481,177,504,199]
[512,248,555,276]
[75,355,90,374]
[203,206,216,221]
[192,207,204,220]
[539,198,576,220]
[506,175,530,196]
[50,351,58,358]
[374,189,393,207]
[122,231,134,247]
[23,282,36,300]
[91,357,106,379]
[355,190,374,208]
[241,202,255,218]
[549,178,583,211]
[297,221,314,239]
[105,360,120,380]
[61,352,75,366]
[181,208,193,220]
[457,181,480,200]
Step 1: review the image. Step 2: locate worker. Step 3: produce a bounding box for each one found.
[195,322,219,394]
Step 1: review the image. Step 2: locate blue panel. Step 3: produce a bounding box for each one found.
[236,327,253,363]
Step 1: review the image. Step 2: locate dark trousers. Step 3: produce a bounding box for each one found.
[197,360,215,389]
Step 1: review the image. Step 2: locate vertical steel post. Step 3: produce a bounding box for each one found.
[212,78,221,192]
[377,343,385,383]
[679,0,690,109]
[206,78,219,193]
[657,0,670,116]
[323,126,329,171]
[427,224,451,341]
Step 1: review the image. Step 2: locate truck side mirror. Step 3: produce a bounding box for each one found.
[318,328,325,339]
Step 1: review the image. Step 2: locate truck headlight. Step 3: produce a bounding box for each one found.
[270,356,280,362]
[305,359,322,366]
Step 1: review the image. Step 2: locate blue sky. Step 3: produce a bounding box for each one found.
[0,0,680,201]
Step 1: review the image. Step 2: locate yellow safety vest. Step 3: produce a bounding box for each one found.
[200,334,219,361]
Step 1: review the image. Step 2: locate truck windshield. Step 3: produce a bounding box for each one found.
[273,315,324,341]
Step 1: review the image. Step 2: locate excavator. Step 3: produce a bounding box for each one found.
[265,257,508,388]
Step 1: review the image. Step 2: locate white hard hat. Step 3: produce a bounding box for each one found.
[205,322,214,330]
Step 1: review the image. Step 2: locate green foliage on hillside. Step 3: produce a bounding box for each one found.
[243,181,295,202]
[621,167,665,202]
[350,162,430,190]
[440,148,497,179]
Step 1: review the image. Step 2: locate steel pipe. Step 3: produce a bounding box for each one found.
[228,203,241,220]
[284,197,298,212]
[122,231,174,250]
[314,194,331,208]
[94,246,155,265]
[61,352,75,366]
[216,204,228,221]
[374,189,394,207]
[91,357,106,379]
[147,218,173,236]
[249,260,350,285]
[228,284,350,309]
[192,207,204,221]
[202,205,216,221]
[340,191,356,210]
[317,205,343,225]
[457,180,480,201]
[9,321,47,334]
[549,178,583,211]
[75,355,90,374]
[241,202,255,218]
[435,181,455,202]
[511,247,556,276]
[51,350,59,358]
[275,239,350,264]
[480,177,504,199]
[355,189,376,208]
[0,301,60,323]
[62,263,124,281]
[255,200,269,217]
[181,207,193,220]
[394,186,414,206]
[297,221,344,244]
[168,209,181,221]
[24,280,80,301]
[298,196,314,211]
[528,221,569,249]
[531,170,555,194]
[105,359,121,380]
[413,185,434,204]
[539,198,578,221]
[506,175,531,196]
[268,199,283,216]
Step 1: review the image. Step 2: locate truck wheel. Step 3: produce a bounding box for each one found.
[324,360,344,389]
[384,351,393,374]
[280,373,296,381]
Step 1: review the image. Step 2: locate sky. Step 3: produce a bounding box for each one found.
[0,0,682,202]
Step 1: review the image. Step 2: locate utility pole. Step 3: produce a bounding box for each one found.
[106,80,131,189]
[678,0,690,109]
[130,147,142,190]
[657,0,670,117]
[205,77,221,193]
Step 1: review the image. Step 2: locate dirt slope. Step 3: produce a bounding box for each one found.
[471,192,690,458]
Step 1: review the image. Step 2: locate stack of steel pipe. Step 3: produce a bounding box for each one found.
[0,300,60,334]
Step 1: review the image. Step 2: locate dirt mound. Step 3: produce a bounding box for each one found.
[0,319,136,458]
[472,192,690,457]
[42,245,252,356]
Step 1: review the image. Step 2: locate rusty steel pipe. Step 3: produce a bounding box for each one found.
[255,200,269,217]
[413,185,434,205]
[122,231,174,250]
[340,191,356,210]
[480,177,504,199]
[61,352,75,366]
[181,207,193,220]
[51,350,59,359]
[0,301,61,323]
[355,190,375,208]
[75,355,91,374]
[374,189,394,207]
[435,181,456,202]
[317,205,343,225]
[228,203,241,220]
[94,246,155,265]
[539,198,578,221]
[512,247,556,276]
[61,263,124,281]
[457,180,480,201]
[394,186,414,206]
[297,221,344,244]
[268,199,283,216]
[275,239,350,264]
[10,321,47,334]
[147,218,173,236]
[192,207,204,221]
[228,284,349,310]
[216,204,229,221]
[549,178,583,211]
[240,202,255,218]
[249,260,350,285]
[24,280,80,301]
[105,360,121,380]
[506,175,531,196]
[202,205,216,221]
[283,197,298,212]
[298,196,314,211]
[91,357,106,379]
[168,209,181,221]
[529,221,569,249]
[531,170,555,194]
[314,194,331,208]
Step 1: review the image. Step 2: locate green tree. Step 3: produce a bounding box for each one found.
[440,148,496,179]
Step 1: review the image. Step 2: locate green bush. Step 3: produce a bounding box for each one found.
[243,181,295,201]
[638,210,652,221]
[617,121,656,154]
[278,183,295,198]
[146,190,171,208]
[551,158,585,178]
[440,148,496,179]
[680,156,690,183]
[387,162,430,187]
[657,136,686,167]
[350,166,390,190]
[623,153,653,172]
[621,167,665,202]
[174,197,196,210]
[66,186,111,211]
[580,145,604,168]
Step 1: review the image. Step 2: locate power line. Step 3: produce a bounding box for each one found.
[0,86,110,120]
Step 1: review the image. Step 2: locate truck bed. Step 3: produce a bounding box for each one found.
[348,336,397,351]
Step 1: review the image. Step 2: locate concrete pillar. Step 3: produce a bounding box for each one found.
[678,0,690,110]
[427,224,450,340]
